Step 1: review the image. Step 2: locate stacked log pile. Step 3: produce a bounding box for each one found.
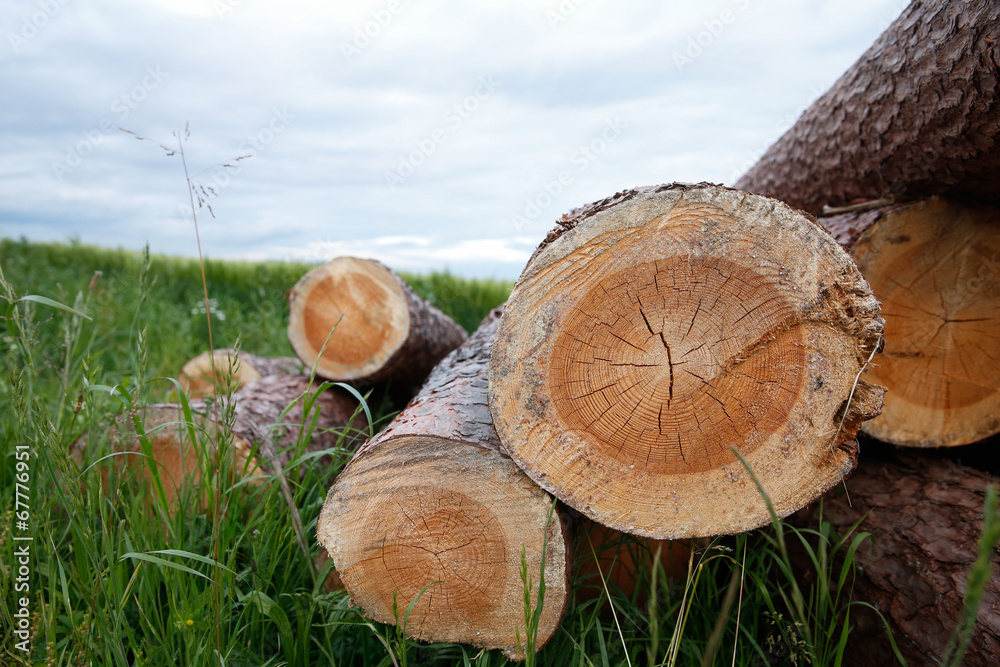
[94,0,998,661]
[316,1,999,661]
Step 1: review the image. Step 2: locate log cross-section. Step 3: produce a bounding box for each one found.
[287,257,467,384]
[490,183,884,539]
[316,309,570,659]
[822,198,1000,446]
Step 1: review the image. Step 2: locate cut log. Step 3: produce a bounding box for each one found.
[74,377,362,510]
[821,198,1000,447]
[233,373,367,469]
[792,447,1000,667]
[287,257,467,384]
[490,183,884,539]
[735,0,1000,216]
[177,348,301,398]
[99,402,255,511]
[317,309,571,659]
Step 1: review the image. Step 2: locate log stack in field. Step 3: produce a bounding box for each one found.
[287,257,468,384]
[317,310,572,658]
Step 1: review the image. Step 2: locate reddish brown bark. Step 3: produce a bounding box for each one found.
[233,373,366,472]
[794,449,1000,667]
[735,0,1000,215]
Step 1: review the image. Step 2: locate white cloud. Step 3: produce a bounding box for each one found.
[0,0,906,278]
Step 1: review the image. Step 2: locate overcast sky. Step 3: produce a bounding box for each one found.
[0,0,907,278]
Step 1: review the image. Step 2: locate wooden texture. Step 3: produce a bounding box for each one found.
[793,449,1000,667]
[491,183,884,539]
[317,310,571,658]
[177,348,301,398]
[286,257,467,384]
[735,0,1000,215]
[822,198,1000,447]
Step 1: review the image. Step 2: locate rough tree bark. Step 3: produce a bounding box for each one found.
[178,348,302,398]
[735,0,1000,215]
[793,449,1000,667]
[821,198,1000,447]
[490,183,885,539]
[287,257,467,384]
[317,309,571,659]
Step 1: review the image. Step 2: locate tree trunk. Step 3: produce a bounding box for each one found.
[177,348,302,398]
[792,447,1000,667]
[233,373,367,470]
[490,183,885,539]
[287,257,467,384]
[317,309,572,659]
[734,0,1000,216]
[820,198,1000,447]
[74,377,362,510]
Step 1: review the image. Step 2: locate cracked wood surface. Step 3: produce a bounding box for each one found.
[491,184,884,539]
[316,310,570,659]
[822,198,1000,447]
[735,0,1000,215]
[287,257,467,384]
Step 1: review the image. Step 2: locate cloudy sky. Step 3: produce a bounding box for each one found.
[0,0,906,278]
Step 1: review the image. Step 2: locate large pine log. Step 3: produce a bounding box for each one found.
[821,198,1000,447]
[490,183,884,539]
[735,0,1000,215]
[793,448,1000,667]
[317,309,571,659]
[287,257,467,384]
[177,348,302,398]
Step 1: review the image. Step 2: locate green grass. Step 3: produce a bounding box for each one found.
[0,238,907,666]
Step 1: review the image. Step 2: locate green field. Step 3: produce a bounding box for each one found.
[1,238,889,666]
